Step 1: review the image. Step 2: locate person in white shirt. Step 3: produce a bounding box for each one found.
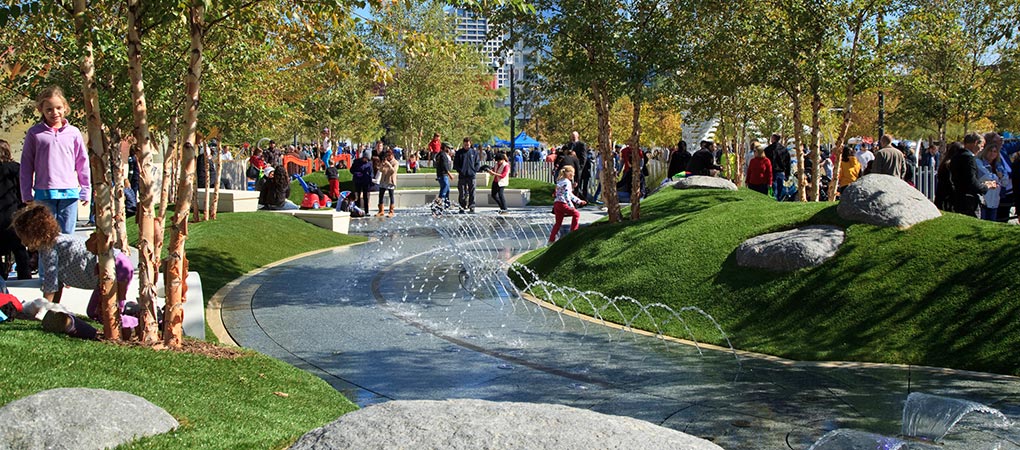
[855,145,875,171]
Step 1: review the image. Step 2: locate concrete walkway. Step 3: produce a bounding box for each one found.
[218,205,1020,450]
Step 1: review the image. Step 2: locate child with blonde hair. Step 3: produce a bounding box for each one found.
[548,165,587,243]
[20,86,91,234]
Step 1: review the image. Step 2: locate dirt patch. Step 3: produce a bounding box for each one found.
[102,335,250,359]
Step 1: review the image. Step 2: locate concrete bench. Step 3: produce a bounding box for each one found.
[384,189,530,208]
[195,188,260,213]
[264,209,351,234]
[6,272,206,339]
[397,173,491,188]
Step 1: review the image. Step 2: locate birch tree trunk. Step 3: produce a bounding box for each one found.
[155,112,180,269]
[126,0,161,342]
[827,9,869,200]
[164,2,205,348]
[111,136,128,252]
[592,81,620,223]
[72,0,119,340]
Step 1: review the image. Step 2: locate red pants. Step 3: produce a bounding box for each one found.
[549,202,580,243]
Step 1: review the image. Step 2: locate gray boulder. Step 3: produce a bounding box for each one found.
[736,226,845,272]
[0,388,178,450]
[649,179,682,196]
[673,176,738,191]
[292,399,724,450]
[837,174,941,229]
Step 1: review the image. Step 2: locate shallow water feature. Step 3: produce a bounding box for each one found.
[226,205,1020,450]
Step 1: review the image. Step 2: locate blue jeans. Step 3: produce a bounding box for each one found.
[37,198,79,234]
[437,175,451,201]
[773,173,787,201]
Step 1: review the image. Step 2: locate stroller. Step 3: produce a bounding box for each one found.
[293,175,331,209]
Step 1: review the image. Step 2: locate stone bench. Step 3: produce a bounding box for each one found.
[383,189,530,208]
[195,188,260,213]
[6,272,206,339]
[396,173,491,188]
[264,209,351,234]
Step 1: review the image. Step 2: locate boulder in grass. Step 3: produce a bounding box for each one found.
[292,399,724,450]
[837,174,941,229]
[0,388,178,450]
[673,176,738,191]
[649,178,682,196]
[736,226,845,272]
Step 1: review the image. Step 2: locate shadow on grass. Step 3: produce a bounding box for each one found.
[188,247,248,299]
[721,215,1020,374]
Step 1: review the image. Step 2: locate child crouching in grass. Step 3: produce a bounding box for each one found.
[12,203,137,335]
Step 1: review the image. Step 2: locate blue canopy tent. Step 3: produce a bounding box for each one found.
[510,132,540,149]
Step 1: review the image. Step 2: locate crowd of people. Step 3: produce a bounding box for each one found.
[657,130,1018,223]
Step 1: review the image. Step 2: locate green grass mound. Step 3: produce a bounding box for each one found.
[517,188,1020,375]
[0,321,357,449]
[127,210,365,300]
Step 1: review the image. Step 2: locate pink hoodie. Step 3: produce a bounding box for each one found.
[20,120,91,202]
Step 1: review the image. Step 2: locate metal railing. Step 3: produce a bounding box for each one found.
[913,165,937,201]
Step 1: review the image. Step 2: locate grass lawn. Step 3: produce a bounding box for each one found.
[0,321,357,449]
[3,211,366,448]
[508,178,555,206]
[126,209,366,302]
[516,187,1020,375]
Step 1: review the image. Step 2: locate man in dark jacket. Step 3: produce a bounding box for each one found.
[570,132,591,200]
[667,140,690,179]
[454,138,481,213]
[686,140,723,176]
[763,133,789,200]
[950,133,995,217]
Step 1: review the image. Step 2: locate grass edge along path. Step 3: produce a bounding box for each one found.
[0,321,358,449]
[0,212,367,448]
[516,188,1020,375]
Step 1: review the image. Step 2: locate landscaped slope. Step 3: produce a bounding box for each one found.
[0,321,357,449]
[517,188,1020,375]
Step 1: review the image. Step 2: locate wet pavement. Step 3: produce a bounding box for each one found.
[219,205,1020,450]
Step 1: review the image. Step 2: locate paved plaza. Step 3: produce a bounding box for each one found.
[218,206,1020,450]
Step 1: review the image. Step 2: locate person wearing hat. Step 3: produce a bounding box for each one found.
[258,165,295,210]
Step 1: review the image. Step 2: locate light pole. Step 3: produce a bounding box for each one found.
[509,61,516,153]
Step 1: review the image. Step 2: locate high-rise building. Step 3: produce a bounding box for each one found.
[452,8,510,89]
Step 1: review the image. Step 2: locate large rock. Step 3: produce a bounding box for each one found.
[0,388,178,450]
[736,226,845,272]
[837,174,941,229]
[673,176,738,191]
[649,179,682,196]
[292,399,724,450]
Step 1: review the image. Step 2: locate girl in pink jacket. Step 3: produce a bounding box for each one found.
[20,86,90,234]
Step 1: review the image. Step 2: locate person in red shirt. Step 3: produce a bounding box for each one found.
[428,133,442,157]
[745,142,773,195]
